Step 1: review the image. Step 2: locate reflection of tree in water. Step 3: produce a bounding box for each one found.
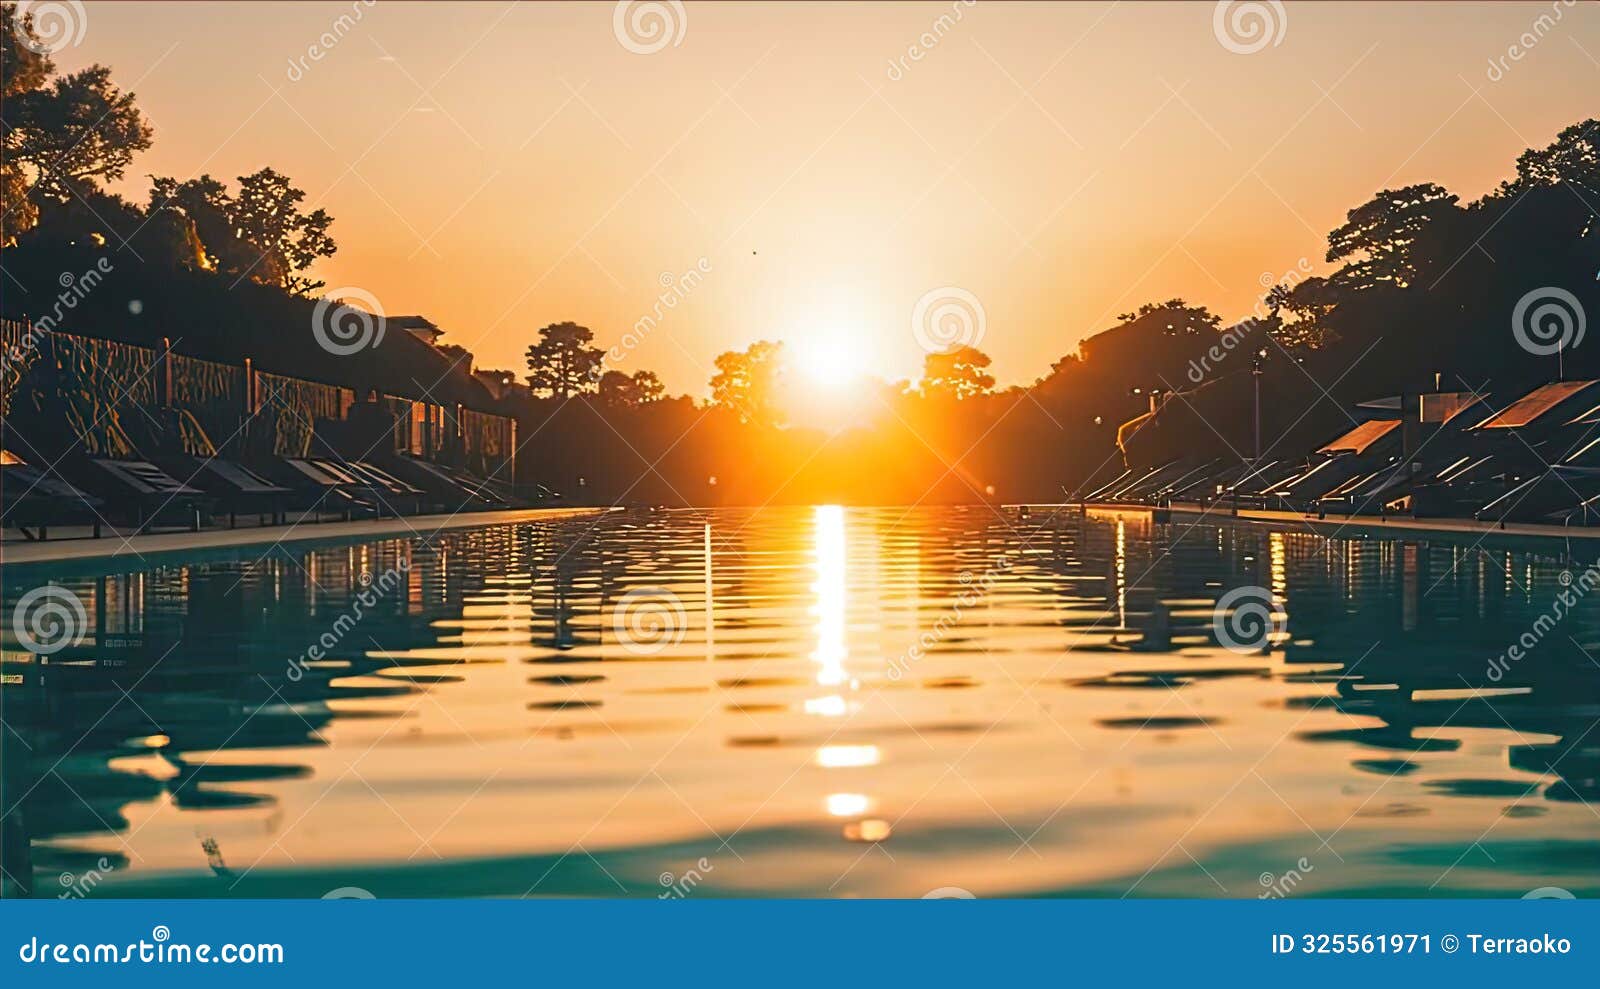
[1274,539,1600,806]
[1038,519,1600,809]
[0,521,597,898]
[1177,531,1600,800]
[8,512,1598,897]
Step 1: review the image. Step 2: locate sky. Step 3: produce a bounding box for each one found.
[55,0,1600,395]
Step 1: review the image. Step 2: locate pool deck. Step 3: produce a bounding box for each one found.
[0,506,611,568]
[1080,501,1600,546]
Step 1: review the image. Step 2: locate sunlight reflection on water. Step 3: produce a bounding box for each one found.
[3,506,1599,898]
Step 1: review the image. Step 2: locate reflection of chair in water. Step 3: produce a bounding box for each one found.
[1134,600,1172,651]
[2,727,35,898]
[1285,566,1600,807]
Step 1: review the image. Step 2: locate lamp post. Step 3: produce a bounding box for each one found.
[1251,347,1268,464]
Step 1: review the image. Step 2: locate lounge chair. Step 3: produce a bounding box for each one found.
[1079,467,1134,503]
[0,449,106,540]
[63,458,208,533]
[330,459,427,515]
[248,457,380,520]
[157,455,293,527]
[439,463,522,506]
[382,457,503,512]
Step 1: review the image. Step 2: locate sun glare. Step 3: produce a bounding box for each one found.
[794,330,863,389]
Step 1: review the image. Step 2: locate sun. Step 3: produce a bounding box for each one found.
[793,330,864,389]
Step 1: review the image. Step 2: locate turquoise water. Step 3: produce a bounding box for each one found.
[3,506,1597,898]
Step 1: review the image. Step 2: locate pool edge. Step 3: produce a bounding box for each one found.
[0,506,614,569]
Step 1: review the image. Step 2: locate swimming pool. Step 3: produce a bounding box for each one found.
[3,506,1597,897]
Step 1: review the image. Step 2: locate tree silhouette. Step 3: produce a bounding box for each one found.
[229,168,336,294]
[3,63,152,217]
[921,345,995,400]
[630,369,664,403]
[1,1,55,237]
[1325,183,1460,291]
[598,370,637,406]
[144,169,335,293]
[1114,299,1222,334]
[598,369,665,406]
[3,36,1598,515]
[147,175,248,272]
[710,339,785,425]
[1269,277,1338,351]
[0,3,53,97]
[526,322,604,398]
[1503,118,1600,192]
[436,343,472,370]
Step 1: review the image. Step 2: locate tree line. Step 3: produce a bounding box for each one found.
[3,1,1596,504]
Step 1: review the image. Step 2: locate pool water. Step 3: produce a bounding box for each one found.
[3,506,1598,898]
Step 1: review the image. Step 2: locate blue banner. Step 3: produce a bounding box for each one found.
[2,899,1592,986]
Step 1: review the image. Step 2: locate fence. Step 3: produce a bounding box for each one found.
[462,407,516,479]
[256,371,354,458]
[0,318,515,476]
[4,319,157,457]
[170,352,246,454]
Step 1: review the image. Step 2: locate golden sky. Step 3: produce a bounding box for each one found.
[64,0,1600,394]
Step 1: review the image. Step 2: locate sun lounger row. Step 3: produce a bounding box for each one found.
[2,448,544,541]
[1087,380,1600,527]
